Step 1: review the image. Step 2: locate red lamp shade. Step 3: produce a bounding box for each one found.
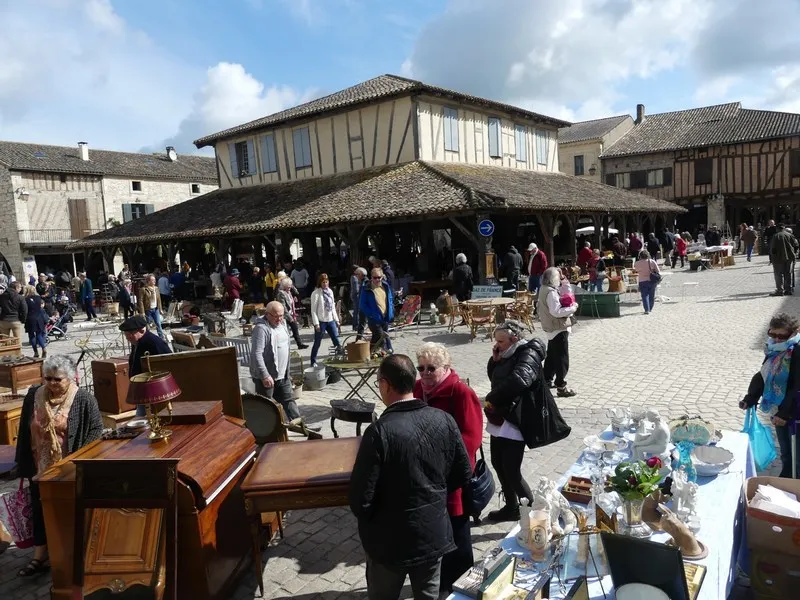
[126,371,182,406]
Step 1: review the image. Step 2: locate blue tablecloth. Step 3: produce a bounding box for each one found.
[450,430,755,600]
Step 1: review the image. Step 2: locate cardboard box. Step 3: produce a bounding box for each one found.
[746,476,800,557]
[750,550,800,599]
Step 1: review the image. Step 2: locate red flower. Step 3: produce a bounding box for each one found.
[646,456,663,469]
[627,475,637,486]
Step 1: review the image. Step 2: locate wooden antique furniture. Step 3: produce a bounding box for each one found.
[0,334,22,359]
[329,399,376,438]
[241,393,288,445]
[0,357,43,395]
[0,393,24,446]
[241,437,362,597]
[73,458,179,600]
[91,356,131,414]
[0,444,15,477]
[38,401,257,600]
[461,302,497,340]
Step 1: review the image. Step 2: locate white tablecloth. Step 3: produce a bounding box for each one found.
[450,430,755,600]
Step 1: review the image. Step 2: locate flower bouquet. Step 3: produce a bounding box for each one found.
[608,458,663,537]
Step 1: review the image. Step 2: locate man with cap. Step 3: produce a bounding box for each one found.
[120,315,172,416]
[527,243,548,294]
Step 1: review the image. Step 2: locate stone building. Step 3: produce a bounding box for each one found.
[558,115,633,183]
[0,142,217,278]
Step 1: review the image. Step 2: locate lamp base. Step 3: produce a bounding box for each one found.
[147,428,172,442]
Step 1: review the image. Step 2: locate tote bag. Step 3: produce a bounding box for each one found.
[513,383,572,449]
[468,446,495,519]
[742,407,778,471]
[0,480,35,549]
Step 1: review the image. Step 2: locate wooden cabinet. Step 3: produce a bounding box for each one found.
[91,357,130,414]
[0,359,43,395]
[0,396,24,446]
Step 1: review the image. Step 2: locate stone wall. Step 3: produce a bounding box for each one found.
[101,176,217,223]
[0,167,23,276]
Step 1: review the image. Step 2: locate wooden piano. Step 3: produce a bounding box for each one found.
[37,401,257,600]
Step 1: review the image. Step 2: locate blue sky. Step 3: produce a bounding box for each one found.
[1,0,799,155]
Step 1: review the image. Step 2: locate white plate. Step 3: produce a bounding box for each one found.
[126,419,149,430]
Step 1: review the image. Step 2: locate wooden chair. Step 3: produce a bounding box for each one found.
[507,301,535,333]
[445,294,461,333]
[206,333,252,366]
[170,330,197,353]
[461,303,496,341]
[73,458,179,600]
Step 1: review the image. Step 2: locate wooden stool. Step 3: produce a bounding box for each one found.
[329,399,376,438]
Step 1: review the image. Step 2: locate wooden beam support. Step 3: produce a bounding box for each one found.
[448,216,481,249]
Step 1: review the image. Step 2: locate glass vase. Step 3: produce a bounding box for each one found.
[620,497,652,538]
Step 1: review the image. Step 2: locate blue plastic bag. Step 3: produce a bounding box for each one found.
[742,407,778,471]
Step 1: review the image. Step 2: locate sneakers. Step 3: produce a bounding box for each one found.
[487,504,521,523]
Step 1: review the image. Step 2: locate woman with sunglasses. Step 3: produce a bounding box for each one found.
[412,342,482,595]
[740,312,800,478]
[14,354,103,576]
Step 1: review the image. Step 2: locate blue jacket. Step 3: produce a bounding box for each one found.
[359,280,394,323]
[80,278,94,301]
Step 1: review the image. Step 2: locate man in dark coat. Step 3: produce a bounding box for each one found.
[764,219,777,262]
[120,316,172,416]
[770,225,799,296]
[503,245,523,290]
[349,354,472,600]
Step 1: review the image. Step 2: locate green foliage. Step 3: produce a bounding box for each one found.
[609,460,662,501]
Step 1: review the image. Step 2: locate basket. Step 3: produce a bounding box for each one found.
[346,340,370,363]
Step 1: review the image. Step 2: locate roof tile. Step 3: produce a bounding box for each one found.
[558,115,631,144]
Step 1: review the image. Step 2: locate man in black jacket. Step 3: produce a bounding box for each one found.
[120,315,171,416]
[503,245,523,290]
[349,354,472,600]
[0,281,27,341]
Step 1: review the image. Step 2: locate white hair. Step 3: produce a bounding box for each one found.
[43,355,77,380]
[278,277,293,291]
[415,342,452,369]
[355,267,368,277]
[455,253,467,265]
[542,267,561,288]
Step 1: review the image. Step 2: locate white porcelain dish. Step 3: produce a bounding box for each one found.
[691,445,734,476]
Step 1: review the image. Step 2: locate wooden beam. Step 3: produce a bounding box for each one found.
[448,216,481,249]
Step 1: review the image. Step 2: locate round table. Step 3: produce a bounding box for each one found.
[464,297,515,307]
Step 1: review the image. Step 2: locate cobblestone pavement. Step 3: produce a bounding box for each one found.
[1,254,790,599]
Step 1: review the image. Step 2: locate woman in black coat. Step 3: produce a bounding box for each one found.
[452,253,474,302]
[483,320,545,522]
[23,287,49,358]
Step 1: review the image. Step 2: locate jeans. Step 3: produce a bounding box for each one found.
[145,308,164,338]
[773,261,792,293]
[440,514,473,594]
[490,435,533,507]
[29,331,47,353]
[671,253,685,268]
[82,298,97,320]
[509,269,520,290]
[639,280,657,313]
[366,555,441,600]
[254,376,301,421]
[746,244,754,261]
[543,331,570,388]
[311,321,342,364]
[368,319,392,351]
[775,424,800,478]
[351,302,360,331]
[589,278,603,293]
[527,274,542,293]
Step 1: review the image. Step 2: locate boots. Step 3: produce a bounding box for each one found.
[487,503,521,523]
[32,351,39,358]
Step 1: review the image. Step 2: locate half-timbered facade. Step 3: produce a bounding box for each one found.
[194,74,567,189]
[601,103,800,231]
[557,115,633,183]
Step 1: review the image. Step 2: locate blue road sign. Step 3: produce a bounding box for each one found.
[478,219,495,237]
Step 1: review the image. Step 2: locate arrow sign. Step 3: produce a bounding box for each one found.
[478,219,495,237]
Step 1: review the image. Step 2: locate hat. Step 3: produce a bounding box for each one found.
[119,315,148,331]
[230,268,240,276]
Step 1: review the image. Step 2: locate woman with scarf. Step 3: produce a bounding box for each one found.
[740,312,800,478]
[14,354,103,576]
[413,342,482,595]
[309,273,342,365]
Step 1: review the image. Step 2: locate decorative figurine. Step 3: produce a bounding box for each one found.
[658,504,708,559]
[674,440,698,482]
[607,407,632,437]
[670,467,699,531]
[632,410,671,468]
[531,476,577,538]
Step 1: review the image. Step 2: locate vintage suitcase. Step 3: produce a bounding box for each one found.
[91,357,131,414]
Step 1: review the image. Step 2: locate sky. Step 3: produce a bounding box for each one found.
[1,0,799,156]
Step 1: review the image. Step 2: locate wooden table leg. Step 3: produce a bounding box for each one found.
[330,415,339,438]
[250,514,264,598]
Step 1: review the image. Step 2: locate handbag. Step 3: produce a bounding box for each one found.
[649,261,662,284]
[468,446,496,519]
[742,407,778,471]
[513,383,572,448]
[0,479,35,549]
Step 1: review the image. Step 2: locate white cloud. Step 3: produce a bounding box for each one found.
[406,0,800,121]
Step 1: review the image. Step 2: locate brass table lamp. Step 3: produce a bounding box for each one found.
[126,371,182,441]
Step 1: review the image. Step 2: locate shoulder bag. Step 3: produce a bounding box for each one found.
[513,381,572,449]
[649,260,662,284]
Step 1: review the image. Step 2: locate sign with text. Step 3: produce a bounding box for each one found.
[471,285,503,299]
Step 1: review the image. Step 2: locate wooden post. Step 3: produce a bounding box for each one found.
[167,242,177,270]
[592,213,602,251]
[538,213,555,267]
[449,216,486,283]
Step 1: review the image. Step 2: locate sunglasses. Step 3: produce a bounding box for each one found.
[44,376,64,382]
[769,331,792,341]
[374,377,383,388]
[416,365,437,373]
[371,276,382,280]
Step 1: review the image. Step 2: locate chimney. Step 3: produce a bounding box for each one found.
[166,146,177,161]
[78,141,89,161]
[635,104,645,125]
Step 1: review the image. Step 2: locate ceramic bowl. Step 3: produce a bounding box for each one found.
[584,435,627,452]
[691,445,734,476]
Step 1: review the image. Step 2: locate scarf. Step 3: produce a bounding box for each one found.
[421,368,452,398]
[760,333,800,413]
[322,287,334,314]
[34,382,79,472]
[501,338,528,359]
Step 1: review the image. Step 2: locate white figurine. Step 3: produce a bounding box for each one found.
[671,468,698,520]
[531,476,577,538]
[632,410,670,464]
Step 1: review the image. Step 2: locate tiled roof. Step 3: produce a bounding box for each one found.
[193,74,570,147]
[558,115,631,144]
[602,102,800,157]
[0,141,218,183]
[70,161,682,249]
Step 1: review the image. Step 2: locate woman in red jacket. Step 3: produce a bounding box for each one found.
[672,235,688,268]
[414,342,483,595]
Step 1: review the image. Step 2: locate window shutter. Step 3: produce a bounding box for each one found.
[228,143,238,179]
[515,125,527,162]
[488,118,500,158]
[122,204,133,223]
[144,204,155,215]
[262,134,277,173]
[536,130,548,165]
[302,129,312,166]
[246,140,257,174]
[663,167,673,186]
[605,174,616,186]
[443,107,459,152]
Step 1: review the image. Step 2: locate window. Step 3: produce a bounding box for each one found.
[535,130,549,165]
[514,125,527,162]
[293,127,313,169]
[488,118,501,158]
[261,133,278,173]
[647,169,663,187]
[228,140,256,177]
[694,158,713,185]
[122,203,154,223]
[190,183,200,194]
[605,173,616,186]
[59,174,67,184]
[630,170,648,189]
[131,181,142,192]
[443,107,459,152]
[663,167,673,186]
[615,172,630,188]
[574,155,585,176]
[790,149,800,178]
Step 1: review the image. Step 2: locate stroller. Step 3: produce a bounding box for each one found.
[47,300,75,341]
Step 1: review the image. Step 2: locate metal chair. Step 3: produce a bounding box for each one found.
[389,294,422,336]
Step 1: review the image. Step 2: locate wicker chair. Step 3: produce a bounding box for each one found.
[507,301,535,333]
[461,303,496,341]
